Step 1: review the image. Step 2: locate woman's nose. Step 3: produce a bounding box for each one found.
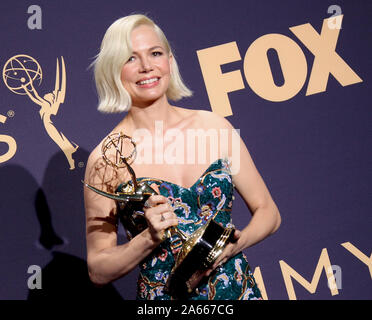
[139,57,152,72]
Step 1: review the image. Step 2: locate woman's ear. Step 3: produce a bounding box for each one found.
[169,53,174,72]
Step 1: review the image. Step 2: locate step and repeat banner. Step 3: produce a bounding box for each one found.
[0,0,371,300]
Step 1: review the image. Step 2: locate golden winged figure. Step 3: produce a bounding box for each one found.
[3,55,78,169]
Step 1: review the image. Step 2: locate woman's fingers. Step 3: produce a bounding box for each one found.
[233,229,241,240]
[143,195,168,208]
[143,194,178,241]
[155,209,179,231]
[159,211,179,227]
[226,228,241,243]
[145,202,175,221]
[206,230,241,275]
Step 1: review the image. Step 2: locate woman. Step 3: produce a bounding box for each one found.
[84,14,281,300]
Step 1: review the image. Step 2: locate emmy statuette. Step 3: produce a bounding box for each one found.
[83,132,236,298]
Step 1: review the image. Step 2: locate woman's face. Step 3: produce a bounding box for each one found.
[121,24,172,107]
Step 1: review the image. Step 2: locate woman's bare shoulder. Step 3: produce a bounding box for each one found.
[173,106,233,127]
[192,109,234,130]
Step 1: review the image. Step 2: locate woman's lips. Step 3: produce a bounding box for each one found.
[136,77,160,88]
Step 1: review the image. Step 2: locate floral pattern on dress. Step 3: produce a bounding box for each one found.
[132,158,262,300]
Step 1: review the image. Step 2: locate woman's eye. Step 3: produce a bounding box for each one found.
[127,56,135,62]
[152,51,163,57]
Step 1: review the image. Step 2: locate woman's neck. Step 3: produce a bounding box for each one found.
[126,96,179,133]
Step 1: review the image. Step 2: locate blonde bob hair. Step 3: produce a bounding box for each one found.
[92,14,192,113]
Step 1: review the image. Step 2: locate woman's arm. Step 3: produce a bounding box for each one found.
[229,133,281,253]
[203,113,281,271]
[84,149,177,286]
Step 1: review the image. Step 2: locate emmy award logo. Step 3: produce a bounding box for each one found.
[2,54,78,170]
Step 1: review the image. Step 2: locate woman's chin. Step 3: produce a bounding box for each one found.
[132,95,167,108]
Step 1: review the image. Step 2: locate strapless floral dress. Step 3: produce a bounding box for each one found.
[131,158,262,300]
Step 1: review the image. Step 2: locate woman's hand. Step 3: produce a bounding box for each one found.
[205,229,242,277]
[184,229,242,290]
[142,188,178,243]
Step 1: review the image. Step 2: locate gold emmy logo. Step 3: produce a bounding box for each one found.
[2,54,78,170]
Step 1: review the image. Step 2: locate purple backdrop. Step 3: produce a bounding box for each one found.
[0,0,371,300]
